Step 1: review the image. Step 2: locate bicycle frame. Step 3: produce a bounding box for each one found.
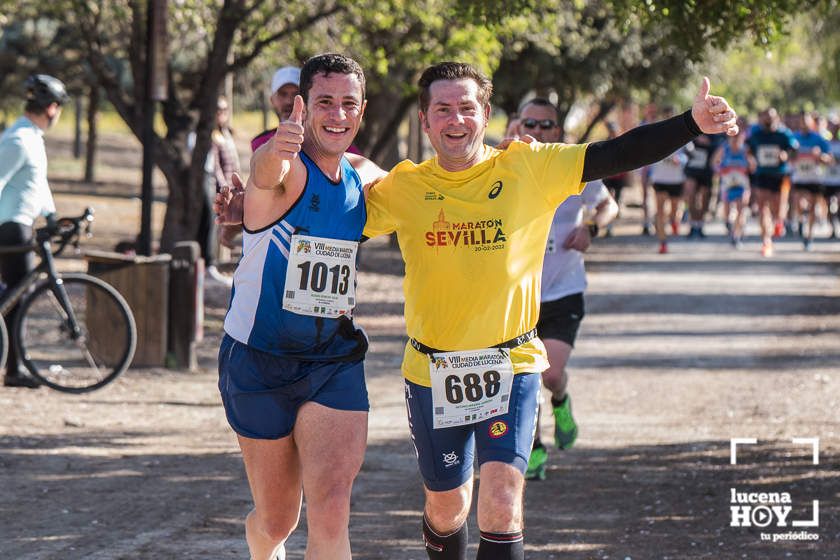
[0,239,82,339]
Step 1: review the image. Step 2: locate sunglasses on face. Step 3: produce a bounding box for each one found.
[521,118,557,130]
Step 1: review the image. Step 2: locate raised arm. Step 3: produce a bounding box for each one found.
[582,78,737,182]
[245,95,308,230]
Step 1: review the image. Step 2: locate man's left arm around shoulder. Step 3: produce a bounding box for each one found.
[581,77,739,182]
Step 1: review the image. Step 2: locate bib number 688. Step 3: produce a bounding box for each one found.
[444,370,502,404]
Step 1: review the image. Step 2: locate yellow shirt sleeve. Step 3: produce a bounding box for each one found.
[363,172,397,238]
[521,141,588,208]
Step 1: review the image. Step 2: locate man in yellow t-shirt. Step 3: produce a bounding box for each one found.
[364,62,739,559]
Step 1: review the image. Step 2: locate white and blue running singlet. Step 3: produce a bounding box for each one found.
[224,151,368,361]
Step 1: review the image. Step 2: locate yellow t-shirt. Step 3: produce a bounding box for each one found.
[364,141,588,386]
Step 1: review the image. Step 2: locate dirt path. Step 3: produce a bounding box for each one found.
[1,198,838,559]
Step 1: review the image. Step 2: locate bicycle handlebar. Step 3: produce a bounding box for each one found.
[35,207,95,255]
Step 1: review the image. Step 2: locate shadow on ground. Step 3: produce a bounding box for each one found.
[1,433,836,559]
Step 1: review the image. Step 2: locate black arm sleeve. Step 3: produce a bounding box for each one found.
[582,110,702,182]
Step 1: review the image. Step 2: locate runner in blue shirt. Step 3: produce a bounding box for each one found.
[791,112,833,250]
[746,108,798,257]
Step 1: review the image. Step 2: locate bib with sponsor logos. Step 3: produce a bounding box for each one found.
[283,234,357,318]
[793,154,822,183]
[687,148,709,169]
[720,169,750,191]
[429,347,514,429]
[756,145,781,168]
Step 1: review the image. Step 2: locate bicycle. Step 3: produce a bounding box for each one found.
[0,208,137,393]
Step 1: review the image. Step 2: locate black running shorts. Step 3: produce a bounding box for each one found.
[652,182,684,197]
[754,174,786,193]
[536,293,585,347]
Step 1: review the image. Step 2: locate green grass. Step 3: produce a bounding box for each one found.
[52,107,272,138]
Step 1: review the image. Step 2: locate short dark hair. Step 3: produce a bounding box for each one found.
[418,62,492,113]
[299,53,366,103]
[517,97,562,125]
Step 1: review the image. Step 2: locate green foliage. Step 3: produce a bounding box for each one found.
[492,0,697,132]
[705,7,840,115]
[610,0,833,56]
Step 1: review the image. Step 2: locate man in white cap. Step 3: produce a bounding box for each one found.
[251,66,302,152]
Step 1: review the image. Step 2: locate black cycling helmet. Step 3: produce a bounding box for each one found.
[25,74,70,107]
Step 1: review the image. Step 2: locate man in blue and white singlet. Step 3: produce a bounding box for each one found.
[219,53,384,560]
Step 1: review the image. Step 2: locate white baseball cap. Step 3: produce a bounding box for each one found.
[270,66,301,94]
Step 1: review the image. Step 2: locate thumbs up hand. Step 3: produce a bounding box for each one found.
[691,77,739,136]
[272,94,305,160]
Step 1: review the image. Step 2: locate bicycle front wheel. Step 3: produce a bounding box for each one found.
[15,273,137,393]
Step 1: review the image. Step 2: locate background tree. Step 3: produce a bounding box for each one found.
[58,0,343,252]
[4,0,837,253]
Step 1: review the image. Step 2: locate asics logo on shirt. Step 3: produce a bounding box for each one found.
[488,180,503,199]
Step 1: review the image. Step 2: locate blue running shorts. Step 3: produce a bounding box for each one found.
[726,186,747,202]
[218,334,368,439]
[405,372,541,491]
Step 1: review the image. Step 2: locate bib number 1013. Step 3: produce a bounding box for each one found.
[297,261,351,295]
[444,370,502,404]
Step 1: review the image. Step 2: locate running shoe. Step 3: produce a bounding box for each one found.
[697,227,706,239]
[685,226,698,239]
[761,241,774,258]
[658,241,668,254]
[642,223,652,236]
[803,238,813,252]
[553,395,578,450]
[773,221,784,238]
[525,443,548,481]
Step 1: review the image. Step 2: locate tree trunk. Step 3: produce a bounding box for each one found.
[84,85,100,183]
[74,97,83,159]
[354,88,414,169]
[578,99,615,143]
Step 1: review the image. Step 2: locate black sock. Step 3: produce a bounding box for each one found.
[550,394,567,409]
[423,515,468,560]
[476,530,524,560]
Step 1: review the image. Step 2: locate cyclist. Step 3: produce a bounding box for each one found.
[0,74,69,388]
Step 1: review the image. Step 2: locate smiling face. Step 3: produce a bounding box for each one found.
[303,71,366,157]
[419,78,490,172]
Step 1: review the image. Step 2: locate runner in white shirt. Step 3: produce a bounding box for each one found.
[649,107,688,254]
[506,98,618,480]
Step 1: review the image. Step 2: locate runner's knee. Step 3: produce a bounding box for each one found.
[425,486,471,533]
[249,507,299,544]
